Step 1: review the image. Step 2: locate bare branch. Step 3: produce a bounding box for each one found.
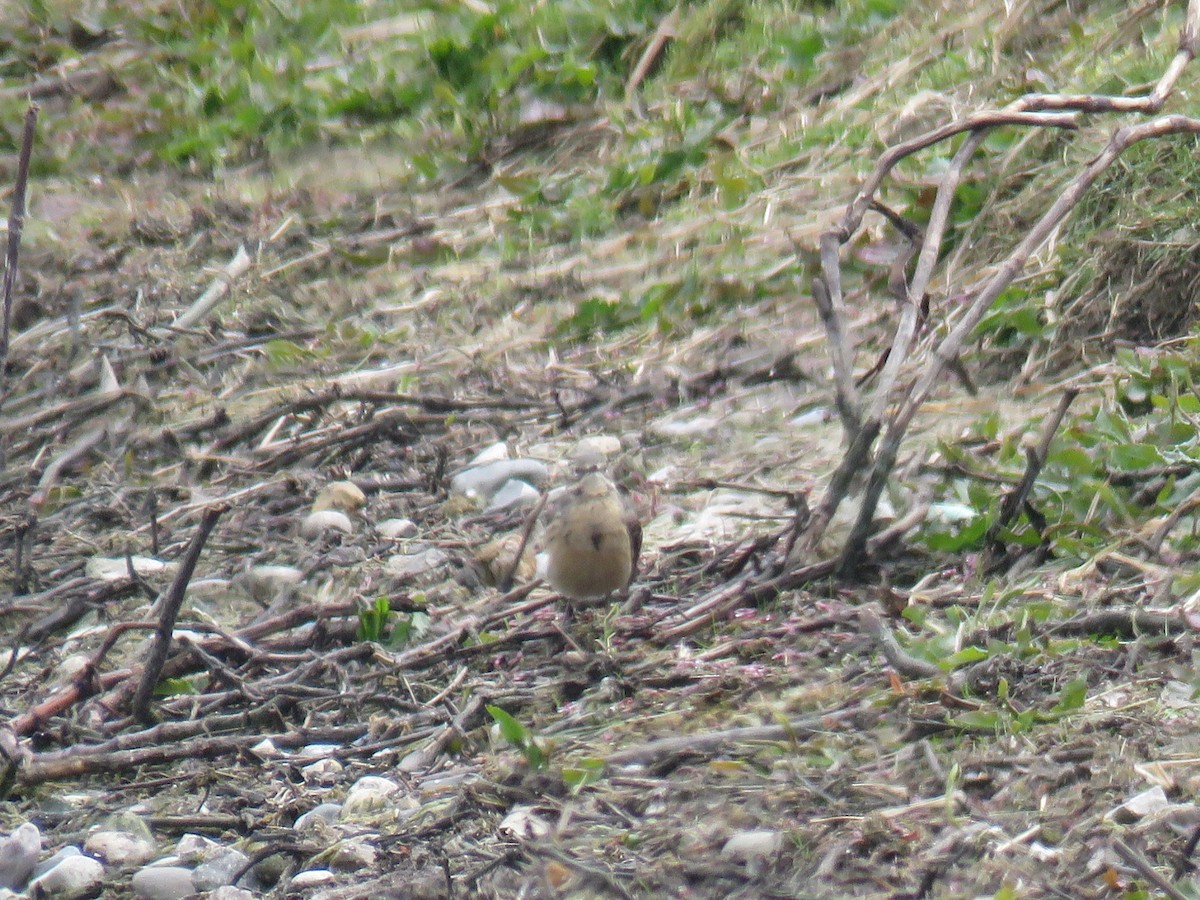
[837,111,1077,241]
[130,504,228,723]
[0,104,38,386]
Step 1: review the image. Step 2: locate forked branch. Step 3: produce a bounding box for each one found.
[797,1,1200,574]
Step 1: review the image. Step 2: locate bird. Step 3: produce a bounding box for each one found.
[541,469,642,602]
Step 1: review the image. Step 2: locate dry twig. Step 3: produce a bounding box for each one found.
[0,104,37,388]
[795,0,1200,575]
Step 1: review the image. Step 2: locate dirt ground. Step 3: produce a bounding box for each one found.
[5,2,1200,899]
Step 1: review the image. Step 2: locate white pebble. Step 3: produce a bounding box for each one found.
[28,855,104,898]
[85,556,176,582]
[721,829,782,861]
[244,565,304,602]
[377,518,418,539]
[450,460,549,501]
[486,479,541,511]
[289,869,336,888]
[130,866,194,900]
[468,442,510,466]
[294,804,342,832]
[84,831,155,867]
[300,509,354,538]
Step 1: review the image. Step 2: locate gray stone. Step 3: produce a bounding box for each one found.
[0,822,42,890]
[84,830,156,867]
[450,460,549,501]
[190,847,250,892]
[207,888,256,900]
[486,479,541,511]
[30,846,80,881]
[721,829,783,861]
[173,833,219,864]
[28,854,104,899]
[130,865,194,900]
[294,803,342,831]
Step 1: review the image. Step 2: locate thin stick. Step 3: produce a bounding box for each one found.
[169,244,252,332]
[606,707,858,765]
[812,231,862,436]
[1113,838,1189,900]
[858,608,941,680]
[499,493,547,592]
[985,388,1078,543]
[868,130,989,427]
[0,103,38,385]
[130,504,227,723]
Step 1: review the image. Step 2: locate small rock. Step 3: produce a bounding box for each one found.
[0,822,42,890]
[130,865,194,900]
[650,414,720,439]
[294,804,342,832]
[468,442,510,466]
[486,478,541,512]
[327,839,376,872]
[789,407,830,427]
[207,888,256,900]
[28,855,103,899]
[1106,785,1171,823]
[378,518,418,539]
[174,835,219,864]
[301,757,344,786]
[250,738,282,758]
[385,547,447,580]
[191,847,250,892]
[341,776,401,819]
[30,846,81,881]
[300,509,354,539]
[84,830,156,867]
[244,565,304,602]
[498,805,551,842]
[570,435,622,462]
[98,813,154,842]
[450,460,550,502]
[85,556,176,582]
[928,501,978,524]
[721,829,783,862]
[289,869,335,888]
[294,744,341,762]
[312,480,366,514]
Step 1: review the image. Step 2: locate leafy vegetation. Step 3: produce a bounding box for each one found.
[487,704,549,770]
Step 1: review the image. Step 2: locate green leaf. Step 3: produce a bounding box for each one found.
[950,710,1001,732]
[1107,442,1164,470]
[487,705,527,745]
[1054,677,1088,712]
[563,758,605,792]
[941,646,989,669]
[155,677,201,696]
[262,339,314,367]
